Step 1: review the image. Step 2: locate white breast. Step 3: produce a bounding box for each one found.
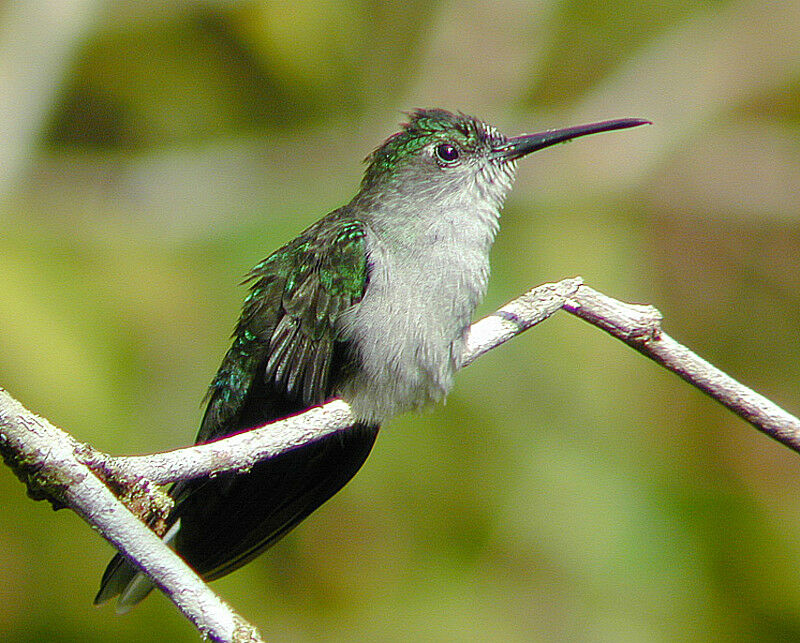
[336,209,496,423]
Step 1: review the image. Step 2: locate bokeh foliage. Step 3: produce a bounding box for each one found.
[1,1,800,640]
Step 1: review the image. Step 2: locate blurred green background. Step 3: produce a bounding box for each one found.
[1,0,800,641]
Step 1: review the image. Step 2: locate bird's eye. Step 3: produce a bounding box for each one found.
[435,143,460,164]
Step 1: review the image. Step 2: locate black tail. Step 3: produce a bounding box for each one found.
[95,423,379,609]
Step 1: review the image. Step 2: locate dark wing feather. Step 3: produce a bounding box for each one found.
[179,217,374,573]
[96,215,377,604]
[196,217,369,442]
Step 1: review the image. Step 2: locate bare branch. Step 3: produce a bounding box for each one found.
[101,278,586,486]
[0,390,262,643]
[461,277,584,366]
[3,276,800,641]
[98,400,357,485]
[70,276,800,489]
[563,284,800,451]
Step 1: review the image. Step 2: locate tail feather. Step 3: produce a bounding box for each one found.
[115,570,156,614]
[93,554,137,606]
[94,520,182,612]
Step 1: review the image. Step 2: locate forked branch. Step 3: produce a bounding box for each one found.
[2,277,799,642]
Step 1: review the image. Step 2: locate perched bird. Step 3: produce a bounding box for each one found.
[96,109,648,610]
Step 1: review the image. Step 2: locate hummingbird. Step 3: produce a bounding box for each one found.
[95,109,648,610]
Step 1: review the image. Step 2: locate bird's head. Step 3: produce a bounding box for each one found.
[360,108,649,210]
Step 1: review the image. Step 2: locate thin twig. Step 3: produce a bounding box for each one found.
[103,278,586,486]
[102,277,800,490]
[99,400,357,485]
[563,284,800,451]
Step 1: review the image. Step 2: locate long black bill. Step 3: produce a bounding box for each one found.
[494,118,650,162]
